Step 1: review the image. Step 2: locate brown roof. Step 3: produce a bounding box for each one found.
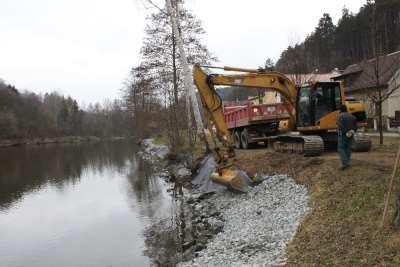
[333,51,400,92]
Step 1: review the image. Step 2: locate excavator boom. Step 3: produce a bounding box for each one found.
[193,65,298,137]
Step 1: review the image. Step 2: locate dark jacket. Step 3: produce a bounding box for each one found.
[337,112,357,135]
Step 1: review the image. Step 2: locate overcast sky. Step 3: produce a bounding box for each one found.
[0,0,366,104]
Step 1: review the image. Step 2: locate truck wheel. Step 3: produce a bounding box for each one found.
[241,129,252,149]
[233,131,242,149]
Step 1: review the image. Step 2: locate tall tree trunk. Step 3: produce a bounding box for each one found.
[165,87,174,147]
[171,28,181,150]
[378,93,383,145]
[187,103,195,149]
[172,32,179,107]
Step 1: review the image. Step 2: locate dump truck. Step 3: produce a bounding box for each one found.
[223,102,289,149]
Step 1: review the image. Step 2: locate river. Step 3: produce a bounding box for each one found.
[0,141,182,267]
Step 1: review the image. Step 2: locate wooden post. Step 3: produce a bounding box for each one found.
[380,143,400,228]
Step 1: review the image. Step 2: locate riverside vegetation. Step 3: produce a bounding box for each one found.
[0,80,133,145]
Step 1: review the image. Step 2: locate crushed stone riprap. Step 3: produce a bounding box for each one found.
[179,174,310,266]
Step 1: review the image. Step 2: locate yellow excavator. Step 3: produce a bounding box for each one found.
[193,64,371,192]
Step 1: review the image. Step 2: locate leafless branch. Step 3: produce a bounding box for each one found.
[140,0,167,14]
[367,90,379,103]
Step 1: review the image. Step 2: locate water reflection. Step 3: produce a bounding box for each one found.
[142,195,194,266]
[127,162,194,266]
[0,141,179,267]
[126,159,168,218]
[0,142,132,210]
[122,153,195,266]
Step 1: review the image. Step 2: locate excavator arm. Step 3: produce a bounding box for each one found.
[192,64,299,192]
[193,65,298,139]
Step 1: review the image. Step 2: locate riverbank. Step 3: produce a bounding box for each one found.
[0,136,130,148]
[236,137,400,266]
[180,174,310,266]
[138,139,312,266]
[139,136,400,265]
[137,139,195,265]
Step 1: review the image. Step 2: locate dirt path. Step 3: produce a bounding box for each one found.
[235,137,400,266]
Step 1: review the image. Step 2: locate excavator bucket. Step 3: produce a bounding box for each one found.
[210,168,252,193]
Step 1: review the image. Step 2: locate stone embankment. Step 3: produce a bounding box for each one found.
[179,174,310,266]
[139,139,311,266]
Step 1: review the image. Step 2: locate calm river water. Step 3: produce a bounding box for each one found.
[0,141,181,267]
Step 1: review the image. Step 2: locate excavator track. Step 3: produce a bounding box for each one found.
[352,133,372,152]
[272,133,371,156]
[272,135,324,156]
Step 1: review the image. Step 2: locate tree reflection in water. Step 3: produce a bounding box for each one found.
[126,157,194,266]
[142,194,193,266]
[0,141,194,265]
[0,141,135,211]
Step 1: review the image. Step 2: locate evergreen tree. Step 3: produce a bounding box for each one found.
[314,13,336,71]
[276,0,400,72]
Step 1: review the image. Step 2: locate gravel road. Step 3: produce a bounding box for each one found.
[179,174,310,266]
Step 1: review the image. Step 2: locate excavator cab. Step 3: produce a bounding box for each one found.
[297,82,342,130]
[296,81,368,132]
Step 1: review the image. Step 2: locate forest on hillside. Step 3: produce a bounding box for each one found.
[276,0,400,73]
[0,80,132,140]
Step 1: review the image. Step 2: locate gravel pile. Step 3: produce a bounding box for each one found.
[179,174,310,266]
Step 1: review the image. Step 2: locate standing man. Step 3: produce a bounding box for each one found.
[337,104,357,170]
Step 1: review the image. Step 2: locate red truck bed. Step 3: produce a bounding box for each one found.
[223,102,289,129]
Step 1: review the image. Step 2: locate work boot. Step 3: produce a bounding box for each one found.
[340,165,349,171]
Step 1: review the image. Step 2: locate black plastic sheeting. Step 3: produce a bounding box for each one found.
[191,154,227,193]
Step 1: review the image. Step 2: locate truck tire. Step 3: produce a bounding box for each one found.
[233,131,242,149]
[241,129,253,149]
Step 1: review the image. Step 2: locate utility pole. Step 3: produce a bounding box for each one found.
[165,0,204,133]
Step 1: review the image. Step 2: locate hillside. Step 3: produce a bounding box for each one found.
[276,0,400,73]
